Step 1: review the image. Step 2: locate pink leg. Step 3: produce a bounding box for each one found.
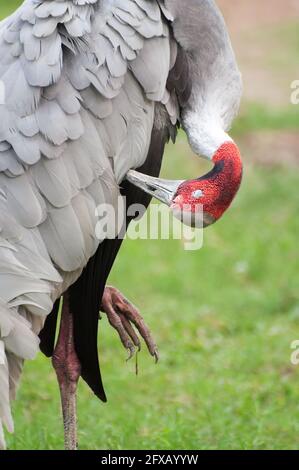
[52,293,81,450]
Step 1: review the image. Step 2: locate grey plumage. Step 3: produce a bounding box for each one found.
[0,0,242,449]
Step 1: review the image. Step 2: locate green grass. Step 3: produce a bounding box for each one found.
[0,1,21,18]
[232,103,299,135]
[2,1,299,451]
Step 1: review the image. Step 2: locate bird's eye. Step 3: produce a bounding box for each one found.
[192,190,203,199]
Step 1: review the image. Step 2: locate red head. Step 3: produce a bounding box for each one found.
[126,141,243,228]
[170,142,243,227]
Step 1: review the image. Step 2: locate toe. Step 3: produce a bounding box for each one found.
[118,313,141,350]
[105,303,136,355]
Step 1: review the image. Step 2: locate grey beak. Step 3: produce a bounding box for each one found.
[126,170,184,206]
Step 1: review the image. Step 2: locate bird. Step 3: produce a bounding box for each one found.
[0,0,242,450]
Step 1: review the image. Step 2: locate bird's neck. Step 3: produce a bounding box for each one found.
[183,106,235,159]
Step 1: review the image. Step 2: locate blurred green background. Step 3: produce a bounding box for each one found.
[1,0,299,450]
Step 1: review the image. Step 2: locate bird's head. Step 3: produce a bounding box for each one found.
[126,140,242,228]
[171,141,242,227]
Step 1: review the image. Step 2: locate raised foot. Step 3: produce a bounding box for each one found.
[101,286,159,362]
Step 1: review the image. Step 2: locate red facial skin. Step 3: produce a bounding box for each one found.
[171,142,243,226]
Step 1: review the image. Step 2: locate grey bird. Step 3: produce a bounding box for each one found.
[0,0,242,450]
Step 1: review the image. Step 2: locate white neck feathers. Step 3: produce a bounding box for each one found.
[182,107,233,160]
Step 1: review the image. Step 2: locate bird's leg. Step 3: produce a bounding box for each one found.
[101,286,159,362]
[52,293,81,451]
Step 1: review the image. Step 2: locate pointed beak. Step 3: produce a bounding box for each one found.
[126,170,184,206]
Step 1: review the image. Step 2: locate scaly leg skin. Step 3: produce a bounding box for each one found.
[101,286,159,362]
[52,293,81,451]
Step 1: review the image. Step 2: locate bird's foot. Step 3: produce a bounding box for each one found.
[101,286,159,362]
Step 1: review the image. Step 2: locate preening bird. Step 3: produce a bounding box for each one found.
[0,0,242,450]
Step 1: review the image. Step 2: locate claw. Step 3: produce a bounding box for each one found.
[126,346,135,362]
[101,286,159,361]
